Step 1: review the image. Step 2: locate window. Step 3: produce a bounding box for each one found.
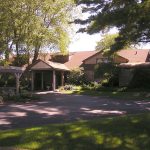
[103,58,109,63]
[96,57,111,64]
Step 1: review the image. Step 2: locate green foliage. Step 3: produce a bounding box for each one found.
[0,113,150,149]
[64,84,74,90]
[96,34,119,54]
[96,33,132,55]
[0,0,74,63]
[51,54,69,63]
[12,54,29,67]
[0,60,11,66]
[94,62,119,87]
[67,68,89,85]
[129,68,150,88]
[0,74,15,87]
[76,0,150,51]
[82,82,101,90]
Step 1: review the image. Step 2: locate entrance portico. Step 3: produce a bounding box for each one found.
[30,59,69,91]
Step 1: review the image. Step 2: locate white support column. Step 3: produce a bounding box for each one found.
[53,70,56,91]
[61,71,64,86]
[31,71,34,91]
[41,72,44,90]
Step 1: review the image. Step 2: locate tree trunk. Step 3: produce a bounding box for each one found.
[5,49,9,61]
[16,42,19,57]
[32,45,40,64]
[16,42,19,65]
[27,49,30,66]
[5,42,10,61]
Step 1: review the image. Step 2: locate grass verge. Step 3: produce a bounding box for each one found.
[0,113,150,150]
[62,86,150,101]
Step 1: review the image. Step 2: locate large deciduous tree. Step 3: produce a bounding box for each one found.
[96,34,119,53]
[0,0,74,65]
[75,0,150,52]
[96,33,133,55]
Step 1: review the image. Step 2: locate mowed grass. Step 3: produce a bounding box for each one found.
[63,86,150,101]
[0,113,150,150]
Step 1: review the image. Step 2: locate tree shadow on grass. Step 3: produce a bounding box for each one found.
[0,113,150,150]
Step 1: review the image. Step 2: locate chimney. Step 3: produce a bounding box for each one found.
[51,54,69,63]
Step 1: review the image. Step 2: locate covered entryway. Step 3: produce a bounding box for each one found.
[30,59,69,91]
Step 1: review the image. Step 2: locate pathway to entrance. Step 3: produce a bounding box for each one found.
[0,92,150,130]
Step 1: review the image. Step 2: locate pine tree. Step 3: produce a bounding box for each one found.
[76,0,150,51]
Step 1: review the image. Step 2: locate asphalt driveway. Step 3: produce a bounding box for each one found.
[0,92,150,130]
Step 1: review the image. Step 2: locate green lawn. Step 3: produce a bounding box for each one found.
[63,86,150,101]
[0,113,150,150]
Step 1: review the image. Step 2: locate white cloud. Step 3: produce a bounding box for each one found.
[68,33,100,52]
[68,27,118,52]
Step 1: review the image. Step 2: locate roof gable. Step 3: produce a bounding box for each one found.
[83,51,103,63]
[31,59,70,71]
[31,60,52,70]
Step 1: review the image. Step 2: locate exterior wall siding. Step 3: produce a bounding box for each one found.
[83,64,95,70]
[83,52,103,81]
[113,55,128,64]
[85,70,95,81]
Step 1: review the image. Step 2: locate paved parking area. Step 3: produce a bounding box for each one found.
[0,92,150,130]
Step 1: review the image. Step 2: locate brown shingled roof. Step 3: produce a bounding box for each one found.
[31,59,70,71]
[64,51,97,69]
[117,49,150,63]
[46,61,70,71]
